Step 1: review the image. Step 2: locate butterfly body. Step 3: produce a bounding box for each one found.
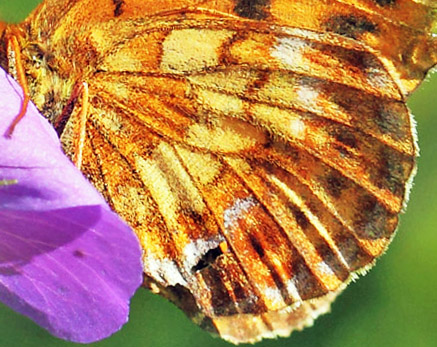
[1,0,436,343]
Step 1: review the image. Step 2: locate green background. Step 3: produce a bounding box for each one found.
[1,2,436,346]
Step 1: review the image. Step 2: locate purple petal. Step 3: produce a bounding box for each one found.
[0,72,104,210]
[0,68,143,343]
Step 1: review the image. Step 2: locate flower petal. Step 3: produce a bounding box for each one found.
[0,68,143,343]
[0,70,104,210]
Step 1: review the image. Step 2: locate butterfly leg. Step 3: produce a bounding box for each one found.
[71,82,89,170]
[52,81,89,169]
[5,35,30,137]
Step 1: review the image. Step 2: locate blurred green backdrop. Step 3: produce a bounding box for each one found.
[1,2,436,347]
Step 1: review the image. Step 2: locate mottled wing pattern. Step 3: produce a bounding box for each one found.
[21,0,437,343]
[27,0,437,95]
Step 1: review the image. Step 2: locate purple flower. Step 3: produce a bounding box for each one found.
[0,68,143,343]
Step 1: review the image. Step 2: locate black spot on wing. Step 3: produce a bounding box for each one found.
[201,266,238,316]
[324,171,349,199]
[354,195,392,239]
[330,127,358,149]
[234,0,271,20]
[289,204,310,230]
[323,15,378,39]
[112,0,125,17]
[373,0,397,6]
[192,246,224,272]
[375,147,408,195]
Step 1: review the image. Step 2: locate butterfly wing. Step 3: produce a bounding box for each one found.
[19,0,437,343]
[58,13,416,335]
[26,0,437,96]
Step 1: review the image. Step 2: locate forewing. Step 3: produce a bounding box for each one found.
[27,0,437,96]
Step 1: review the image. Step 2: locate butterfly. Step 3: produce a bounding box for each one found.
[1,0,436,343]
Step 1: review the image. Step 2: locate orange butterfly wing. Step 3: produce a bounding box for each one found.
[4,0,436,343]
[25,0,437,95]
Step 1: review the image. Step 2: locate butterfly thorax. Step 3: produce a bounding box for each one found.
[0,22,80,128]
